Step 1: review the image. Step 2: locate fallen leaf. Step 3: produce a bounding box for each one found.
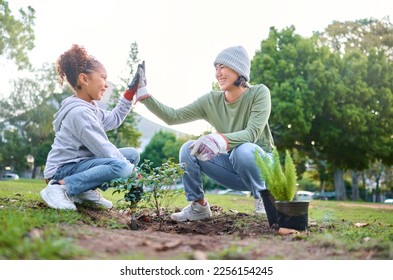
[278,228,300,235]
[355,222,369,227]
[138,214,152,223]
[308,221,318,227]
[155,240,182,251]
[27,228,42,240]
[193,250,208,260]
[210,205,224,213]
[140,240,152,247]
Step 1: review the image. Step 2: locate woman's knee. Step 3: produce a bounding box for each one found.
[179,140,195,162]
[231,143,261,167]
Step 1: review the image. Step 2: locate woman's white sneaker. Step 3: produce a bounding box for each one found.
[171,201,212,222]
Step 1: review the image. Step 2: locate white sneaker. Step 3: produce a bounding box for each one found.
[40,180,77,211]
[171,201,212,222]
[72,190,113,209]
[254,198,266,214]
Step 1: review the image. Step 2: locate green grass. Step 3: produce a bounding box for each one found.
[1,179,393,259]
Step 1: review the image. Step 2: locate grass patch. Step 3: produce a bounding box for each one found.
[1,179,393,259]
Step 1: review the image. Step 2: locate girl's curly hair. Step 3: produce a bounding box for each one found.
[57,44,102,90]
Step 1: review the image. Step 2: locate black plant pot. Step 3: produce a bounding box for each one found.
[260,190,278,227]
[275,201,309,231]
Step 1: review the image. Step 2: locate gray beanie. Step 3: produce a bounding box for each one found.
[214,45,250,81]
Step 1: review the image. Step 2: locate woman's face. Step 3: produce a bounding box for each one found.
[215,64,239,91]
[79,66,109,102]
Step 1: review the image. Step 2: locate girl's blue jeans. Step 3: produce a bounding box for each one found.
[51,147,140,196]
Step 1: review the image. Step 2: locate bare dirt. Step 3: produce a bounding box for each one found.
[62,203,391,260]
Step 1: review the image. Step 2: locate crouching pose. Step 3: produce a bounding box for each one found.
[41,44,140,210]
[133,45,274,221]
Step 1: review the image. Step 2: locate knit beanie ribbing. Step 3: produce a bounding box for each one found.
[213,46,250,81]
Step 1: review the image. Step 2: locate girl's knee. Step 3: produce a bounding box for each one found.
[132,150,140,165]
[119,147,140,165]
[116,161,134,178]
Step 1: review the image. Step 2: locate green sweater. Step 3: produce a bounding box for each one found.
[142,84,274,152]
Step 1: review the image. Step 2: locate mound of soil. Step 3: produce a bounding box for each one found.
[61,202,392,260]
[126,205,277,236]
[65,204,372,260]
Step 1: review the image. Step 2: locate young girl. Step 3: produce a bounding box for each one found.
[134,46,274,221]
[40,44,140,210]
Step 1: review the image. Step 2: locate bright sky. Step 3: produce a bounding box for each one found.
[1,0,392,135]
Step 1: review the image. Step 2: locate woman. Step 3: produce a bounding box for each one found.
[41,44,140,211]
[135,45,274,221]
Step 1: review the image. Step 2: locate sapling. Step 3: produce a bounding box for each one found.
[106,171,144,230]
[107,158,185,230]
[139,159,185,229]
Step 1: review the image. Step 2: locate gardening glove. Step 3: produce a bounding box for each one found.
[134,61,151,103]
[189,133,228,161]
[123,69,140,101]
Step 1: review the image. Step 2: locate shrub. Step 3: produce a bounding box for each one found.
[107,158,185,229]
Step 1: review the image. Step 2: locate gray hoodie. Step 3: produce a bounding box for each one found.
[44,96,132,179]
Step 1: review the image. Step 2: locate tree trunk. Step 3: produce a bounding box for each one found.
[334,168,347,200]
[31,165,41,179]
[351,170,360,201]
[375,177,381,203]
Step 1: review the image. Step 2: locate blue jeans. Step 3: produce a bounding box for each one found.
[52,147,140,196]
[179,141,272,201]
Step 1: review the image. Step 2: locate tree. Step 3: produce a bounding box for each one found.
[251,26,335,192]
[367,160,385,202]
[0,63,59,121]
[318,18,393,199]
[320,17,393,59]
[0,0,35,70]
[251,20,393,201]
[0,63,68,177]
[106,42,142,148]
[251,26,343,152]
[0,129,29,173]
[140,131,188,167]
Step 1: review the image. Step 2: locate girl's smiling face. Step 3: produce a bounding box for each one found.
[78,65,109,102]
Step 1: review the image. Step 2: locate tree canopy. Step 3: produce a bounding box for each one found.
[140,131,188,168]
[0,0,35,70]
[251,18,393,199]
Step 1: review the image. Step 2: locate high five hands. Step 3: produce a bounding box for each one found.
[123,61,150,103]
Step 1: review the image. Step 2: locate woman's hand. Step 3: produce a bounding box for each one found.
[134,61,150,103]
[189,133,228,161]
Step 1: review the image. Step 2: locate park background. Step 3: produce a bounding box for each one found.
[0,0,392,203]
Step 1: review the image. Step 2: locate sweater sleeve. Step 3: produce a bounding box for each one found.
[141,96,208,125]
[100,97,132,131]
[141,86,274,152]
